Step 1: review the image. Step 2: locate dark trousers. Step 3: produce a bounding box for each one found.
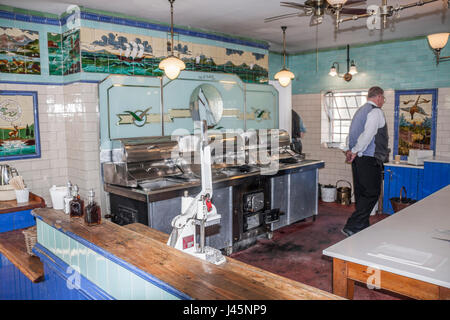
[344,156,382,233]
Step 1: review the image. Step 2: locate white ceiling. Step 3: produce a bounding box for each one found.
[3,0,450,53]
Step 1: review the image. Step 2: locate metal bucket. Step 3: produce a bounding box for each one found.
[336,180,352,205]
[321,184,336,202]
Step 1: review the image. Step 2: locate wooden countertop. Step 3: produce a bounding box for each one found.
[33,208,342,300]
[0,228,44,283]
[0,192,45,215]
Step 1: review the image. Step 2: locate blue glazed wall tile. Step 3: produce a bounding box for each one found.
[54,229,62,257]
[77,243,88,277]
[86,247,97,282]
[105,259,120,298]
[69,238,79,268]
[46,224,56,253]
[95,255,108,292]
[61,232,70,263]
[116,264,132,299]
[130,273,146,300]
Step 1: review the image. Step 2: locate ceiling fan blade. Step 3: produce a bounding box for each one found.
[264,12,303,23]
[340,8,368,15]
[344,0,367,6]
[280,2,309,9]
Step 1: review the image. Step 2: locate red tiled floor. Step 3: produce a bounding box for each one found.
[230,201,409,300]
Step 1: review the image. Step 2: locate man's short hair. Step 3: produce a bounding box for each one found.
[368,86,384,98]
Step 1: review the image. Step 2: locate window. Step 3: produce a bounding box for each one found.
[322,90,368,148]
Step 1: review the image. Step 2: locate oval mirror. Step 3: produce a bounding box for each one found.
[189,84,223,129]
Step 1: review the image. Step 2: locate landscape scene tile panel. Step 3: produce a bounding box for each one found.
[80,27,268,83]
[48,29,81,76]
[48,32,62,75]
[0,27,40,74]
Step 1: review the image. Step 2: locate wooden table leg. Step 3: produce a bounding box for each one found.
[439,287,450,300]
[333,258,354,299]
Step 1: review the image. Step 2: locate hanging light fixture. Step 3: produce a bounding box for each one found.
[326,0,348,29]
[427,33,450,65]
[274,26,295,87]
[159,0,185,80]
[328,44,357,82]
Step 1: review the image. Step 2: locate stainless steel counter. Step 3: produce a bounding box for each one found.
[105,159,324,201]
[104,159,325,254]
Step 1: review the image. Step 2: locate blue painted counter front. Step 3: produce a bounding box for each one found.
[383,159,450,214]
[0,208,39,299]
[0,208,97,300]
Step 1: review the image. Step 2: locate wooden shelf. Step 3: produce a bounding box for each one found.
[0,228,44,283]
[0,192,46,215]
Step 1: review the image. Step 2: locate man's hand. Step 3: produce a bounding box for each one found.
[345,150,357,163]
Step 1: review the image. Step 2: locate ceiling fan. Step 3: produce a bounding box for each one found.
[266,0,449,30]
[264,0,368,26]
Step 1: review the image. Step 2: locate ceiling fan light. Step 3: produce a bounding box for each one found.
[275,68,295,87]
[159,55,186,80]
[329,66,337,77]
[427,33,449,50]
[326,0,348,6]
[349,63,358,75]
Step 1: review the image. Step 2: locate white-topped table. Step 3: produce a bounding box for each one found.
[323,185,450,300]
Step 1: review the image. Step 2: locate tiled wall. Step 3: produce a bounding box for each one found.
[0,4,270,210]
[270,37,450,191]
[270,37,450,95]
[0,5,269,84]
[0,81,102,207]
[293,88,450,188]
[63,82,102,206]
[1,82,67,204]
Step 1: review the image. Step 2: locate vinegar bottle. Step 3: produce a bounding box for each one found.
[84,189,101,226]
[63,181,72,214]
[69,185,84,218]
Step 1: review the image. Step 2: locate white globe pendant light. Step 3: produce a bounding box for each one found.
[275,26,295,87]
[159,0,185,80]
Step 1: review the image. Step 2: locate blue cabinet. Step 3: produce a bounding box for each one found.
[383,160,450,214]
[422,161,450,198]
[383,165,424,214]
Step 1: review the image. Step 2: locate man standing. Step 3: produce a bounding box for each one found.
[342,86,390,236]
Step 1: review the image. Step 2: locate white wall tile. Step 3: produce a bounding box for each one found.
[293,87,450,186]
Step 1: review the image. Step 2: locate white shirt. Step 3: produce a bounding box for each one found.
[345,101,386,156]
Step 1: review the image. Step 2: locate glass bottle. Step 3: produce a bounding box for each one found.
[84,189,101,226]
[63,181,72,214]
[69,185,84,218]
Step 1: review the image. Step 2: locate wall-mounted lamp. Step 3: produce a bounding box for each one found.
[274,26,295,87]
[159,0,185,80]
[427,33,450,65]
[328,44,357,82]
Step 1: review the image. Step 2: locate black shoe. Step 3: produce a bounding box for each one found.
[341,228,355,237]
